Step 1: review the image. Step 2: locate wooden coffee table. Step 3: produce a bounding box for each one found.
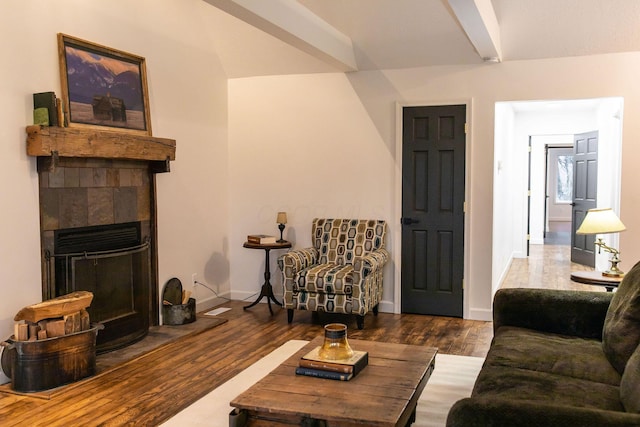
[230,337,437,426]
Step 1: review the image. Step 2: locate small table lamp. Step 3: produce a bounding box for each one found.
[276,212,287,242]
[576,208,626,277]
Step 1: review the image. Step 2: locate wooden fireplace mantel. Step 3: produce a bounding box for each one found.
[26,125,176,171]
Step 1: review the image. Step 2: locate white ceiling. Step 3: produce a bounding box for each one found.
[202,0,640,79]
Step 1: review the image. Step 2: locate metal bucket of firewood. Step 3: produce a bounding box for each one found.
[1,325,102,392]
[1,291,102,392]
[163,297,196,325]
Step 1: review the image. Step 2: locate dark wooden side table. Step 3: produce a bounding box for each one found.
[242,240,292,314]
[570,270,623,292]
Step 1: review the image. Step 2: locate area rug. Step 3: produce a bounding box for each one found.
[162,340,484,427]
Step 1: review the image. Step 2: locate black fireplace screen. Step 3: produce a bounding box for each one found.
[45,222,151,352]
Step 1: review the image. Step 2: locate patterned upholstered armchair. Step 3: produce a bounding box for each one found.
[277,218,389,329]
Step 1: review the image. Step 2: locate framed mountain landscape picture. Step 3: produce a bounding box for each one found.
[57,34,151,135]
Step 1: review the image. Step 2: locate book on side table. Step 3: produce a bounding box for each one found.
[247,234,276,244]
[295,346,368,381]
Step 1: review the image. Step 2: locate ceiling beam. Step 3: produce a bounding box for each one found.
[204,0,358,72]
[448,0,502,62]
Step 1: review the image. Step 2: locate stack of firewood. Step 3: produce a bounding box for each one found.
[12,291,93,341]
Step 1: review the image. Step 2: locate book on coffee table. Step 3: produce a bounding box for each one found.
[295,347,368,380]
[295,366,354,381]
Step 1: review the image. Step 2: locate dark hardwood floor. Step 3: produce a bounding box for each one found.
[0,241,592,425]
[0,300,492,426]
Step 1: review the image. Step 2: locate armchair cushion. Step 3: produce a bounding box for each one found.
[314,218,386,264]
[296,263,354,295]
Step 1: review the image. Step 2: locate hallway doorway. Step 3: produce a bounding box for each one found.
[544,145,573,246]
[544,221,571,245]
[492,97,623,293]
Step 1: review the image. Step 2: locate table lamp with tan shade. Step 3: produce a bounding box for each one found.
[576,208,626,277]
[276,212,287,242]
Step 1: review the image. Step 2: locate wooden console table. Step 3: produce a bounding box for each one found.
[242,240,291,314]
[570,270,623,292]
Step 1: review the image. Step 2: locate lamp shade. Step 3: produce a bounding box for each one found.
[276,212,287,224]
[576,208,626,235]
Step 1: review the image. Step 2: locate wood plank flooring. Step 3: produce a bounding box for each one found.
[0,242,592,425]
[0,302,492,426]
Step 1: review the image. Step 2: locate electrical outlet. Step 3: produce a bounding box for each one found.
[192,273,197,286]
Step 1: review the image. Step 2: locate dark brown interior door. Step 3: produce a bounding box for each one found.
[401,105,465,317]
[571,131,598,267]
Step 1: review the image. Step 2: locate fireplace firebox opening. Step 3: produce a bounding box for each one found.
[46,222,151,353]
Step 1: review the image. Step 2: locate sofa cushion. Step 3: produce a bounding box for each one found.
[472,365,624,412]
[603,260,640,374]
[621,343,640,412]
[294,263,353,294]
[487,326,621,386]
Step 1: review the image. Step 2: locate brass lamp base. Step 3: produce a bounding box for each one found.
[602,255,624,277]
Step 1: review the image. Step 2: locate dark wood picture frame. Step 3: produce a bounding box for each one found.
[57,33,152,135]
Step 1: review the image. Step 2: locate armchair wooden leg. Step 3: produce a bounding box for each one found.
[287,309,294,324]
[356,315,365,330]
[373,304,379,316]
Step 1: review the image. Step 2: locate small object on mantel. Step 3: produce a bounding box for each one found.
[32,92,58,126]
[14,291,93,324]
[33,108,49,126]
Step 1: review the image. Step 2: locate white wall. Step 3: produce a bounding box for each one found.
[228,74,395,311]
[229,54,640,321]
[0,0,230,382]
[492,103,517,294]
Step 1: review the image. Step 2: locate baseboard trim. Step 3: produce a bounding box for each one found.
[468,307,492,322]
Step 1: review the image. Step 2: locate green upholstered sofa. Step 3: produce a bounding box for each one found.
[277,218,389,329]
[447,261,640,427]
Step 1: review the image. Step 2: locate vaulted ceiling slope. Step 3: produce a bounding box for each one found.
[202,0,640,78]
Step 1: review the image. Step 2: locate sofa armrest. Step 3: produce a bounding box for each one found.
[277,247,318,279]
[493,288,613,339]
[447,397,640,427]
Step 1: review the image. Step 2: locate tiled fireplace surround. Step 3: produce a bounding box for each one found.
[39,157,152,233]
[27,124,176,352]
[37,157,158,352]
